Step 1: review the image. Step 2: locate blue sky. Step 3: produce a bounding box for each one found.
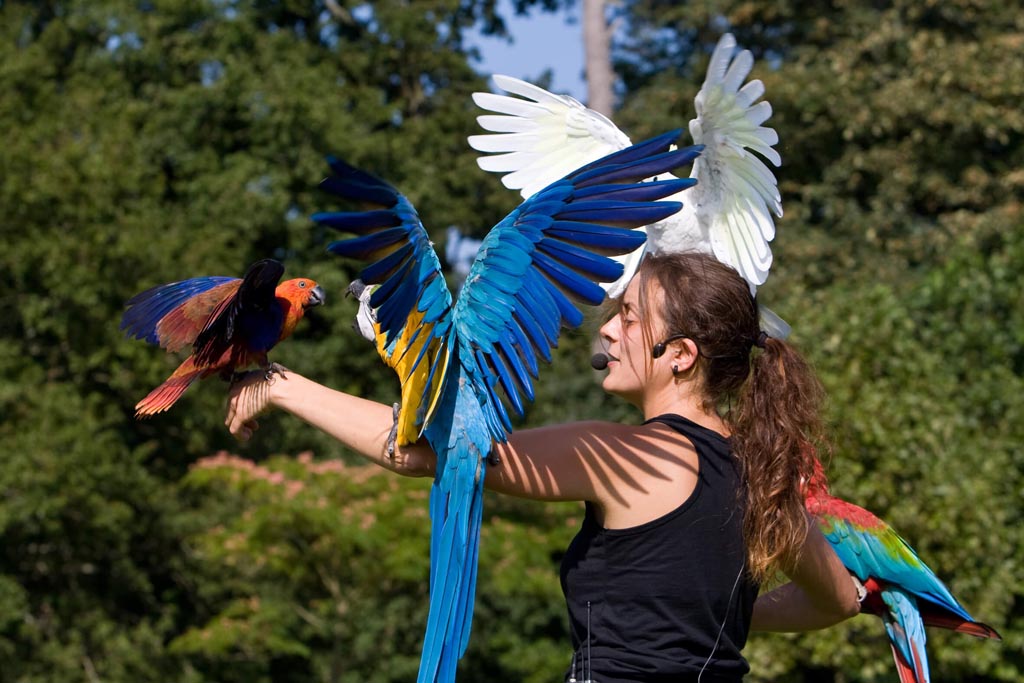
[467,3,587,101]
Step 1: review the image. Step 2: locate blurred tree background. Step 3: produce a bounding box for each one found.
[0,0,1020,681]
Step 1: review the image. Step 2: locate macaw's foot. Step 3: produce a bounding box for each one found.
[264,362,289,383]
[487,450,501,466]
[386,402,400,458]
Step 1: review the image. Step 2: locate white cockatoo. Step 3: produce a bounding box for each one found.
[468,33,790,337]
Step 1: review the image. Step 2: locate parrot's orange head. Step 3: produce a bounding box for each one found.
[275,278,325,340]
[277,278,325,310]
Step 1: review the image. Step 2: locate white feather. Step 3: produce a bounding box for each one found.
[469,33,787,336]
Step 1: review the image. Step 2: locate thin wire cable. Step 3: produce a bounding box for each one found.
[697,561,744,683]
[585,601,592,683]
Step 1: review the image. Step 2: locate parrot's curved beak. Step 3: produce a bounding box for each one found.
[307,285,326,308]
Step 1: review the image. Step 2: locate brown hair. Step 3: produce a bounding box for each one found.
[635,252,825,582]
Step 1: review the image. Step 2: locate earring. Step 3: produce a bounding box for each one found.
[671,365,679,375]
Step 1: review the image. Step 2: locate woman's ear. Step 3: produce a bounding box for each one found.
[670,338,700,374]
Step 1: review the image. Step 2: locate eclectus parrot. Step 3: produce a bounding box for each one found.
[313,131,701,683]
[121,258,324,417]
[469,33,789,337]
[805,460,1000,683]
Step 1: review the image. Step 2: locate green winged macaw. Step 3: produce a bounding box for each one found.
[312,131,701,683]
[805,460,1000,683]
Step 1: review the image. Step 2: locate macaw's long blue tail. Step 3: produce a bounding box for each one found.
[418,375,490,683]
[880,586,930,683]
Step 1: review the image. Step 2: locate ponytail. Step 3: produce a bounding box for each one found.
[731,337,825,582]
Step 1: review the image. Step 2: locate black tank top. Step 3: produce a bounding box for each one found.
[559,414,759,683]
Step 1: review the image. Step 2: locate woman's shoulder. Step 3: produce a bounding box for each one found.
[547,419,699,451]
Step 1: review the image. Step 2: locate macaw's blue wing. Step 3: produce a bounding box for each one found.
[817,511,974,623]
[314,158,455,446]
[453,129,701,441]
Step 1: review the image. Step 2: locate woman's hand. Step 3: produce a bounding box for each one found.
[225,370,282,441]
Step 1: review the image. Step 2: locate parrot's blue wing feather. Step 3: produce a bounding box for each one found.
[453,131,700,440]
[316,159,454,353]
[821,514,974,622]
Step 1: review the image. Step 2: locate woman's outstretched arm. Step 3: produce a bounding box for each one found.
[224,370,698,525]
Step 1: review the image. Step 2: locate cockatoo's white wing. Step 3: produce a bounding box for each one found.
[676,32,783,290]
[469,75,633,200]
[470,34,783,298]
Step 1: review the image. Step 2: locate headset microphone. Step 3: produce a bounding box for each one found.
[589,353,611,371]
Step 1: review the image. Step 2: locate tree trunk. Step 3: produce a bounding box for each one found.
[583,0,614,115]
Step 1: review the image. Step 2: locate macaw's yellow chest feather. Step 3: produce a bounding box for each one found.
[373,307,446,447]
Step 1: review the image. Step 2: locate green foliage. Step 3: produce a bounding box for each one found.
[176,454,575,682]
[1,0,1021,681]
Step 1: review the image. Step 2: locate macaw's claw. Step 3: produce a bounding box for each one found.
[386,402,400,458]
[487,451,501,466]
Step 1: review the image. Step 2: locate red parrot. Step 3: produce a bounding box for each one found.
[121,258,324,417]
[805,459,1000,683]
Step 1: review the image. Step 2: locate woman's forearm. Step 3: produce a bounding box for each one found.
[227,370,435,478]
[751,581,857,632]
[751,523,862,632]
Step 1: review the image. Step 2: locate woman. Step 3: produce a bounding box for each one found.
[225,251,860,682]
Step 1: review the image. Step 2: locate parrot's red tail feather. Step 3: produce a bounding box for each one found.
[890,644,923,683]
[135,356,203,418]
[921,612,1002,640]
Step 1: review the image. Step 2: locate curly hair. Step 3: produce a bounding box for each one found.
[635,252,826,582]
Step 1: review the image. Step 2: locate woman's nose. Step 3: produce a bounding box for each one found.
[599,316,618,342]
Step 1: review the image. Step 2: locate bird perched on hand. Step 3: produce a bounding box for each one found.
[804,460,1000,683]
[121,258,324,417]
[313,131,701,683]
[469,33,788,336]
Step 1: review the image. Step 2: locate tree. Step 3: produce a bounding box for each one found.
[583,0,614,114]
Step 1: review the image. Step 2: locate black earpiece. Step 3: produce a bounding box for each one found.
[651,334,689,359]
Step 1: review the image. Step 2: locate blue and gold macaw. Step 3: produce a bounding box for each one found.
[312,131,701,683]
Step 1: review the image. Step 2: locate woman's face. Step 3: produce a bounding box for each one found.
[597,276,666,404]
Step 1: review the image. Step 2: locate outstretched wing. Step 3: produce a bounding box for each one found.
[685,32,781,289]
[314,159,454,445]
[814,505,974,622]
[121,276,240,352]
[469,76,631,199]
[192,258,286,366]
[469,33,782,294]
[455,131,701,440]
